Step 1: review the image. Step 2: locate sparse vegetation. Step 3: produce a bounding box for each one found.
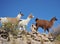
[0,21,60,44]
[0,22,19,38]
[55,35,60,41]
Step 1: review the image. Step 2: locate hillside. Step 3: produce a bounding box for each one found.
[0,22,60,44]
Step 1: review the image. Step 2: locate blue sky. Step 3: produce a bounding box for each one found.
[0,0,60,33]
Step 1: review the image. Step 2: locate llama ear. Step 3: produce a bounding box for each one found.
[19,12,24,16]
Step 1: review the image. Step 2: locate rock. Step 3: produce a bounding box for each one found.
[0,29,57,44]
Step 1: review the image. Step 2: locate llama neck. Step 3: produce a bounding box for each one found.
[50,20,55,26]
[26,17,31,23]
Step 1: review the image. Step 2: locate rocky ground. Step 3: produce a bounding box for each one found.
[0,30,60,44]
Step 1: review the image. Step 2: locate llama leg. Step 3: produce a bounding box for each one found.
[23,26,26,30]
[43,26,46,34]
[43,27,46,32]
[36,26,39,31]
[43,28,46,34]
[47,29,49,32]
[47,29,51,37]
[35,23,38,31]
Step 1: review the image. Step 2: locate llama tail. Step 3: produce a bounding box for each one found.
[35,18,39,22]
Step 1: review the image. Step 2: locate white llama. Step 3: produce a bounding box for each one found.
[31,24,37,34]
[18,14,34,30]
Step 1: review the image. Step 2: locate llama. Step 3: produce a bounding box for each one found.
[18,14,34,30]
[0,12,23,24]
[35,17,57,33]
[31,24,37,34]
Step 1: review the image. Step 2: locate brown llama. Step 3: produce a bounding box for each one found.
[35,17,57,32]
[0,12,24,24]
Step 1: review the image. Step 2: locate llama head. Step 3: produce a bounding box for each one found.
[19,12,24,16]
[31,24,36,30]
[52,17,57,21]
[16,12,24,20]
[50,17,57,22]
[31,24,37,33]
[28,14,34,18]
